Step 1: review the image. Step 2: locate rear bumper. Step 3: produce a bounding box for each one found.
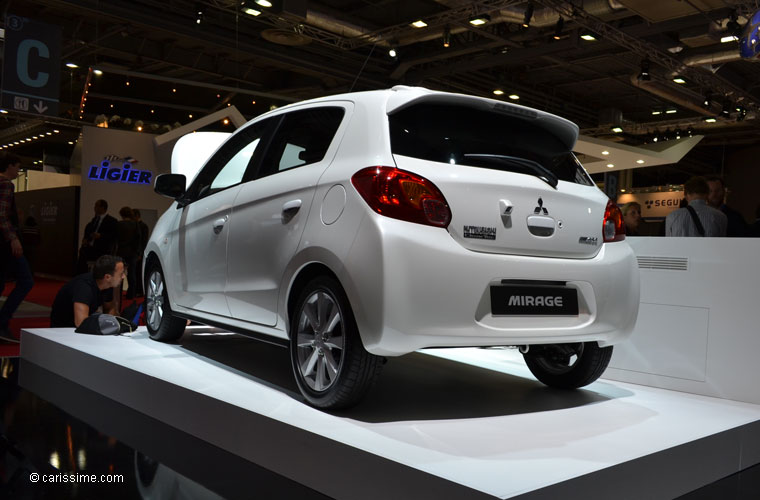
[341,215,640,356]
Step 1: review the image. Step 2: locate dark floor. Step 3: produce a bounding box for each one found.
[0,355,758,500]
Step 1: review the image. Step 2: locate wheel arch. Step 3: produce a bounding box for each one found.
[286,262,342,337]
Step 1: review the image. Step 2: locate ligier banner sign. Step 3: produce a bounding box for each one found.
[87,155,152,185]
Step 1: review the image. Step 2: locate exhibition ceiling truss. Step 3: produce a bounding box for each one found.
[1,0,759,179]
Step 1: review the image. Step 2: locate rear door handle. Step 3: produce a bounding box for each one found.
[212,215,228,234]
[282,199,302,218]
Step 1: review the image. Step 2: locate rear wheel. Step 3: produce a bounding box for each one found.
[522,342,612,389]
[145,263,186,342]
[290,276,383,409]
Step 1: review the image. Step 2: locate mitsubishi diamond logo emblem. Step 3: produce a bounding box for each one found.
[534,197,549,215]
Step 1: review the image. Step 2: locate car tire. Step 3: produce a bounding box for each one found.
[290,276,383,410]
[145,263,186,342]
[522,342,612,389]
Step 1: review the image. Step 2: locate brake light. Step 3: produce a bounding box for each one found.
[603,199,625,242]
[351,167,451,228]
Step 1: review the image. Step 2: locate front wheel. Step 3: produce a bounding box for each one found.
[289,276,383,410]
[522,342,612,389]
[145,263,186,342]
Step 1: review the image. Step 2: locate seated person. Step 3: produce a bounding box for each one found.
[50,255,125,328]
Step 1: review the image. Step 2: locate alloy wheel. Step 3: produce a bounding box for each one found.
[145,270,165,331]
[295,290,345,392]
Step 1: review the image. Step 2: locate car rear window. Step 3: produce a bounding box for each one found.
[389,102,593,185]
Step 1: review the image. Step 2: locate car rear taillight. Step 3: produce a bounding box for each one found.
[351,166,451,228]
[603,199,625,242]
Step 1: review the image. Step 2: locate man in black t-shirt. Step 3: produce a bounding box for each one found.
[50,255,125,328]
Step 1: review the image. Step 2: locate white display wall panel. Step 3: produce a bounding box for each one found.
[20,328,760,500]
[607,238,760,405]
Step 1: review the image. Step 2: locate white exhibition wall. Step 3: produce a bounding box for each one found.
[79,126,174,245]
[607,237,760,405]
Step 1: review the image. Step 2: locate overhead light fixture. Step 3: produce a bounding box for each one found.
[703,117,717,123]
[411,20,427,28]
[611,126,623,133]
[469,14,491,26]
[606,164,615,168]
[703,91,712,107]
[673,77,686,84]
[65,62,79,68]
[195,4,204,24]
[553,17,564,40]
[508,94,520,100]
[255,0,273,7]
[651,110,662,115]
[243,7,261,16]
[665,109,677,114]
[721,35,739,43]
[0,110,7,114]
[637,58,651,81]
[443,25,451,48]
[636,159,645,164]
[493,89,504,95]
[522,2,534,28]
[388,47,397,58]
[686,128,694,137]
[601,150,610,155]
[721,100,732,117]
[736,106,747,121]
[580,31,597,41]
[675,129,682,139]
[93,69,103,75]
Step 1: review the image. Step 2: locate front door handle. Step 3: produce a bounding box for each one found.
[212,215,228,234]
[282,199,302,219]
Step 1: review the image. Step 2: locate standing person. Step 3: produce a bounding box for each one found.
[0,153,34,343]
[116,207,141,300]
[50,255,124,328]
[666,176,727,237]
[705,175,747,237]
[622,202,642,236]
[132,209,149,296]
[77,199,118,273]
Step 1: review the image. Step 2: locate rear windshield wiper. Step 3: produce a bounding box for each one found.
[462,154,559,189]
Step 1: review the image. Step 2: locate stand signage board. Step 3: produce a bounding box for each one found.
[1,14,61,116]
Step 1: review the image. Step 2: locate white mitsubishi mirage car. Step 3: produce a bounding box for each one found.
[145,86,639,410]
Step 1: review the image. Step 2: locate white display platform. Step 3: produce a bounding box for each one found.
[19,327,760,500]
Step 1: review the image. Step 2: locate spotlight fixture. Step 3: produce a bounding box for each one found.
[195,4,204,24]
[411,20,427,28]
[665,109,677,114]
[673,77,686,84]
[637,58,651,81]
[686,128,694,137]
[703,91,712,108]
[469,14,491,26]
[651,110,662,115]
[93,69,103,75]
[553,18,564,40]
[721,35,738,43]
[493,89,504,96]
[388,47,397,58]
[636,160,645,164]
[580,31,597,41]
[736,106,747,121]
[508,94,520,100]
[703,117,717,123]
[65,62,79,69]
[443,25,451,48]
[652,133,659,143]
[675,129,682,139]
[721,100,732,117]
[522,2,534,28]
[611,126,623,133]
[243,7,261,16]
[255,0,273,7]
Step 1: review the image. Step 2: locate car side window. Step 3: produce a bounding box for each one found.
[187,119,274,201]
[259,107,345,177]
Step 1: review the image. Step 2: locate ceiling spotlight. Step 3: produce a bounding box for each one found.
[652,133,659,143]
[255,0,273,7]
[636,160,645,164]
[721,35,739,43]
[651,110,662,115]
[508,94,520,100]
[553,18,564,40]
[673,77,686,84]
[411,20,427,28]
[721,100,732,117]
[637,58,651,81]
[0,110,8,114]
[601,150,610,155]
[93,69,103,75]
[443,25,451,48]
[522,2,534,28]
[736,106,747,121]
[243,7,261,16]
[195,4,204,24]
[665,109,677,114]
[580,31,597,41]
[606,164,615,168]
[493,89,504,95]
[703,117,717,123]
[469,14,491,26]
[388,47,397,58]
[65,62,79,69]
[675,129,682,139]
[611,126,623,133]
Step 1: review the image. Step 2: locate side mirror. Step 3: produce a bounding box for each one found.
[154,174,186,199]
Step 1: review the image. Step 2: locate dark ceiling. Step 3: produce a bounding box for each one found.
[1,0,759,186]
